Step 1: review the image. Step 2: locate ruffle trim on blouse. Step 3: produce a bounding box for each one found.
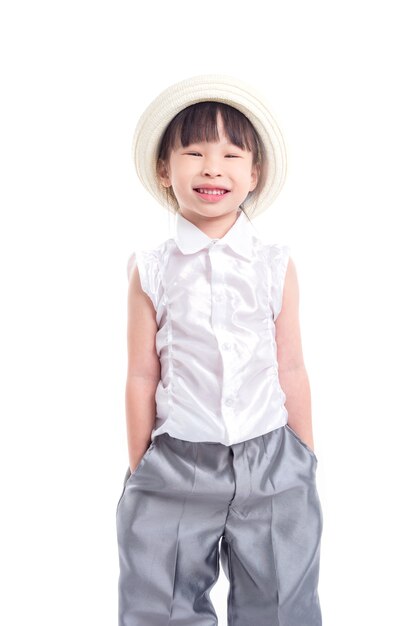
[126,249,161,311]
[269,244,291,322]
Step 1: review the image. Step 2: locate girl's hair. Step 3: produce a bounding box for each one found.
[156,101,265,219]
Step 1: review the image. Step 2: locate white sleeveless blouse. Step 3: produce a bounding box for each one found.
[127,208,291,445]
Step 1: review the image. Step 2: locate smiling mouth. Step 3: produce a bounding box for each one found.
[194,188,230,195]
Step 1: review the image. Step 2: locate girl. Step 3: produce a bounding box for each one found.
[116,75,323,626]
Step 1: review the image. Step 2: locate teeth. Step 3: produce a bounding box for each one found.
[196,188,227,195]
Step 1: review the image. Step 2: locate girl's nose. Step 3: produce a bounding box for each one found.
[202,158,222,177]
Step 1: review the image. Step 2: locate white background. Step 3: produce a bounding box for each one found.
[1,1,417,624]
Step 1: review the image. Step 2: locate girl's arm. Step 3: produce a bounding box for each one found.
[125,264,161,473]
[275,257,315,452]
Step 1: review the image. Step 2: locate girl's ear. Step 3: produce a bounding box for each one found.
[249,163,260,192]
[157,159,171,188]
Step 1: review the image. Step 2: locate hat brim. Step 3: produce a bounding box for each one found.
[132,74,287,218]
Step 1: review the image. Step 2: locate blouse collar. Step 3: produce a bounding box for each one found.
[174,208,255,260]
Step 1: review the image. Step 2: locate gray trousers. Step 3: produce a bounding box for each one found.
[116,424,323,625]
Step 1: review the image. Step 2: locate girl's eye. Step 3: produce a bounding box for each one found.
[183,151,243,158]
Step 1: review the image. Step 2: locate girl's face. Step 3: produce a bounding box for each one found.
[158,114,259,221]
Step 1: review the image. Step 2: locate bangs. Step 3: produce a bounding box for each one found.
[158,102,261,163]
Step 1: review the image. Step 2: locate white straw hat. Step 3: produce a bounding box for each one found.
[132,74,287,218]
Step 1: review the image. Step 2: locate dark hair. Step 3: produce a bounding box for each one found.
[157,101,265,217]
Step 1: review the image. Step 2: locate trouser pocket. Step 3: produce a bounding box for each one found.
[116,439,157,514]
[285,424,318,464]
[129,439,157,478]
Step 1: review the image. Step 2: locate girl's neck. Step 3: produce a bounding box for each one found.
[179,208,241,239]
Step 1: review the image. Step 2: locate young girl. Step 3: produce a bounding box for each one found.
[116,75,323,626]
